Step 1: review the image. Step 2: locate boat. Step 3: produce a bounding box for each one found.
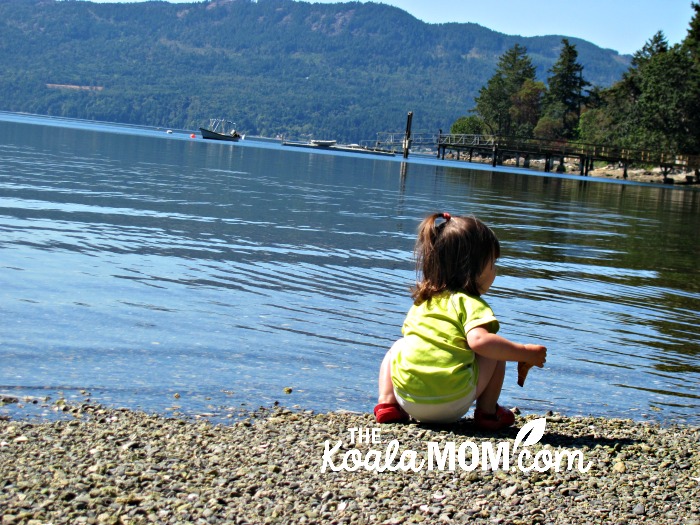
[310,139,337,147]
[199,119,243,141]
[333,144,396,156]
[282,140,395,156]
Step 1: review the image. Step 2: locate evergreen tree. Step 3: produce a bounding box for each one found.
[473,44,537,136]
[581,26,700,156]
[551,7,700,158]
[589,33,665,149]
[637,44,696,153]
[683,2,700,58]
[538,39,589,140]
[682,2,700,153]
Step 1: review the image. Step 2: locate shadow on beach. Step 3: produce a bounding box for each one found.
[411,416,642,450]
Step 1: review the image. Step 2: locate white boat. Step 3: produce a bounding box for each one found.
[310,139,337,147]
[282,140,395,156]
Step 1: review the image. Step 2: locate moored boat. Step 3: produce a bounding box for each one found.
[282,140,395,156]
[199,119,243,141]
[310,139,337,147]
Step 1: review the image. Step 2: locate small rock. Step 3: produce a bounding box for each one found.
[613,461,626,473]
[501,485,518,498]
[465,471,479,482]
[632,503,645,516]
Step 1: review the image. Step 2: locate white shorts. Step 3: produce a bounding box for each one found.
[394,389,476,424]
[389,339,477,424]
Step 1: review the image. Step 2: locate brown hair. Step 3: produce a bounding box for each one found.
[411,213,500,304]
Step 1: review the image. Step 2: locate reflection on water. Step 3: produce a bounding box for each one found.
[0,114,698,425]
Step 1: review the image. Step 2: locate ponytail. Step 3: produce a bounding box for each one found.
[411,213,500,304]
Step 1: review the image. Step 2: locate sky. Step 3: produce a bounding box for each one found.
[88,0,695,56]
[312,0,695,55]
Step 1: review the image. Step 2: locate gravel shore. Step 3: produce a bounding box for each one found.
[1,400,699,525]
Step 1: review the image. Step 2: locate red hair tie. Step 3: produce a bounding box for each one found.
[442,212,451,221]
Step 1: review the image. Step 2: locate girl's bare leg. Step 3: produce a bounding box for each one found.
[377,341,401,405]
[474,354,505,414]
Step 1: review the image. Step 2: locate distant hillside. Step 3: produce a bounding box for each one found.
[0,0,631,142]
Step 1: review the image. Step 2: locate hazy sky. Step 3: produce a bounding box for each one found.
[88,0,695,56]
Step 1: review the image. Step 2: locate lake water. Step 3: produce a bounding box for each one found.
[1,112,698,425]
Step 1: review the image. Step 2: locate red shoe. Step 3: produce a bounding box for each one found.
[374,403,409,424]
[473,404,515,431]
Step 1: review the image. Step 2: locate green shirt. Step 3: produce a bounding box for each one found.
[391,292,499,404]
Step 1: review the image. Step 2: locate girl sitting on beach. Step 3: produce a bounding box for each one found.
[374,213,547,430]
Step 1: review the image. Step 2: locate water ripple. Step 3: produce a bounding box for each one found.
[1,115,698,424]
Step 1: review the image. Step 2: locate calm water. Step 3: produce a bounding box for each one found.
[1,113,698,425]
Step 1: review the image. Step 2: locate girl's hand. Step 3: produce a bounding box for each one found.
[524,344,547,367]
[517,345,547,387]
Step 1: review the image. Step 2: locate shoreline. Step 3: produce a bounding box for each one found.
[441,153,699,186]
[586,166,697,185]
[2,390,696,429]
[2,402,698,524]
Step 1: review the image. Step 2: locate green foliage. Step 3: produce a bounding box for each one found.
[583,23,700,155]
[510,79,546,138]
[577,107,613,144]
[685,2,700,58]
[462,5,700,159]
[0,0,629,143]
[682,3,700,153]
[533,109,565,140]
[636,46,696,153]
[450,116,484,135]
[471,40,587,141]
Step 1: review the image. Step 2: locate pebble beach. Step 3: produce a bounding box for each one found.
[1,399,699,525]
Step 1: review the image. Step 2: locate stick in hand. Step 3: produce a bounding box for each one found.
[517,362,533,387]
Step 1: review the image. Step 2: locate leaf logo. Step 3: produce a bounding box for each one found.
[513,418,546,452]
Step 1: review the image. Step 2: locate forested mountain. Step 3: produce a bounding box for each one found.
[0,0,631,142]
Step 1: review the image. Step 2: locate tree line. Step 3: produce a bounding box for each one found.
[0,0,630,143]
[453,3,700,158]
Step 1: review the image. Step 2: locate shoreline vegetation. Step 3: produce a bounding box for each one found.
[440,152,699,186]
[1,398,699,524]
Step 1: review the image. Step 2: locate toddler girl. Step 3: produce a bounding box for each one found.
[374,213,547,430]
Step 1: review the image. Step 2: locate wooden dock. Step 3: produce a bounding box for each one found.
[371,131,700,181]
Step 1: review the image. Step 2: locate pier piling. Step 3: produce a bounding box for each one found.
[402,112,413,159]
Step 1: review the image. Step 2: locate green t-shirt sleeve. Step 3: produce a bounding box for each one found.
[453,293,500,336]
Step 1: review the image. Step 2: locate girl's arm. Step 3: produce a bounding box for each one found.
[467,326,546,366]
